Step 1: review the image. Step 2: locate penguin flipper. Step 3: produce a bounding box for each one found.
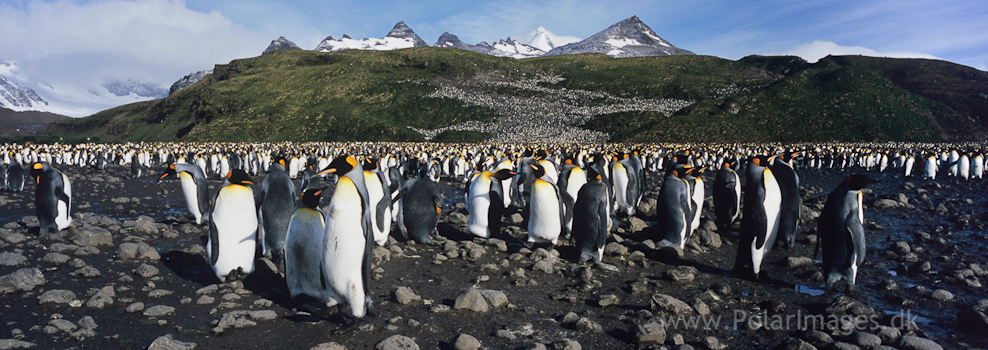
[207,219,220,267]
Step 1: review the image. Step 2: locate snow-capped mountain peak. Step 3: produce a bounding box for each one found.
[315,21,428,53]
[514,26,580,52]
[546,15,693,58]
[0,60,48,110]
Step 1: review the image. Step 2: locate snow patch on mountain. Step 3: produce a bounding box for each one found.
[546,16,693,58]
[315,21,428,52]
[263,36,303,55]
[169,70,212,95]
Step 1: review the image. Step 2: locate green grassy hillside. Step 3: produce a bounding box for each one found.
[45,48,988,143]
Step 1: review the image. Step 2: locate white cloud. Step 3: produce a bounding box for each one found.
[776,40,941,64]
[0,0,266,117]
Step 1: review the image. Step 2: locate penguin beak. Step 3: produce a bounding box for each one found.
[317,168,337,176]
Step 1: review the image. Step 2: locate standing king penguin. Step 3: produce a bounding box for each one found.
[733,155,783,280]
[713,161,741,229]
[527,163,565,245]
[316,156,374,318]
[396,160,443,245]
[815,175,878,293]
[573,167,609,263]
[285,188,328,302]
[362,157,393,246]
[30,162,72,234]
[159,163,210,225]
[257,158,297,266]
[771,152,802,248]
[208,169,258,281]
[466,168,517,238]
[656,166,693,249]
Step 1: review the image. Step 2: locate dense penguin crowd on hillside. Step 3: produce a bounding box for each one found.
[1,141,987,349]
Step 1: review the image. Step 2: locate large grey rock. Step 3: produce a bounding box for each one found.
[0,339,37,349]
[0,268,45,294]
[38,289,76,305]
[843,331,881,347]
[86,286,115,309]
[575,317,602,333]
[143,305,176,317]
[897,336,943,350]
[0,252,27,266]
[72,226,113,247]
[454,288,489,313]
[478,290,508,308]
[133,216,158,234]
[134,264,160,278]
[148,334,197,350]
[778,337,817,350]
[375,335,418,350]
[309,343,346,350]
[452,333,481,350]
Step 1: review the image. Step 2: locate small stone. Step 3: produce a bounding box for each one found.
[532,260,554,274]
[779,337,817,350]
[126,302,145,313]
[143,305,176,317]
[38,289,77,305]
[454,288,489,313]
[629,217,647,233]
[375,335,419,350]
[249,310,277,321]
[703,336,726,350]
[664,266,695,283]
[873,325,901,344]
[691,298,710,316]
[931,289,953,302]
[787,256,813,268]
[552,339,581,350]
[147,334,196,350]
[651,294,693,315]
[392,287,421,305]
[134,264,160,278]
[452,333,481,350]
[597,294,619,307]
[0,339,37,349]
[575,317,602,333]
[309,342,346,350]
[0,268,46,295]
[635,320,666,345]
[48,319,77,333]
[478,290,508,308]
[41,252,70,264]
[604,242,628,256]
[196,295,215,305]
[844,331,881,347]
[0,252,27,266]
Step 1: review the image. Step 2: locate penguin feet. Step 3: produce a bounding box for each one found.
[224,267,246,283]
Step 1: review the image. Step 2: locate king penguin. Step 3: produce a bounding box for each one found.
[656,166,693,249]
[362,157,393,246]
[466,168,517,238]
[316,155,374,318]
[557,157,586,235]
[611,153,638,217]
[684,166,707,238]
[208,169,258,282]
[527,162,565,245]
[285,187,328,302]
[713,161,741,229]
[396,160,443,245]
[257,158,297,266]
[815,174,877,293]
[733,155,783,280]
[7,160,25,192]
[30,162,72,234]
[159,163,210,225]
[771,152,802,249]
[573,167,609,264]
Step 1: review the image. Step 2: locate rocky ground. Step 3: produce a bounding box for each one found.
[1,163,987,350]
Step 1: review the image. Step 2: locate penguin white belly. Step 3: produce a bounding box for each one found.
[285,208,327,300]
[905,158,915,177]
[973,156,984,178]
[467,179,492,238]
[528,180,561,244]
[959,156,970,179]
[500,177,513,209]
[363,172,388,246]
[209,185,258,280]
[565,170,587,232]
[55,172,72,231]
[690,178,704,233]
[612,165,630,213]
[322,179,368,316]
[732,172,742,221]
[179,172,203,224]
[923,159,937,179]
[751,170,782,275]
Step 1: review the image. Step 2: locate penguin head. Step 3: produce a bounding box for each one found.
[491,168,518,181]
[30,162,49,183]
[529,163,546,179]
[685,166,707,177]
[300,187,326,209]
[362,157,380,171]
[844,174,878,190]
[226,169,254,186]
[586,167,603,181]
[318,155,358,177]
[750,155,776,167]
[158,163,178,181]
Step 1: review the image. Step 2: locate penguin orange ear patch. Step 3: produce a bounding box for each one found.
[33,163,43,170]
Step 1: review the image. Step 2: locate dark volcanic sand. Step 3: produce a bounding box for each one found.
[1,163,987,350]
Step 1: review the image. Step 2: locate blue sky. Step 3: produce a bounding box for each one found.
[1,0,986,116]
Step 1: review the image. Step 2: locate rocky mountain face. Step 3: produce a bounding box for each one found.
[101,79,168,99]
[262,36,302,55]
[315,21,429,52]
[0,107,67,137]
[546,16,693,57]
[434,33,505,56]
[0,74,48,109]
[169,70,212,95]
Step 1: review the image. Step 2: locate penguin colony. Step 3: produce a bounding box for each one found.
[2,141,984,320]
